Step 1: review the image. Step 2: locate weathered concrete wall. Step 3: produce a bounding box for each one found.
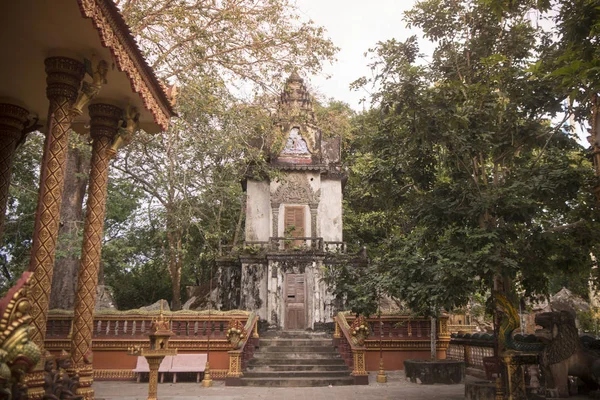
[240,259,268,320]
[245,180,271,242]
[318,178,342,241]
[216,260,241,310]
[264,256,335,330]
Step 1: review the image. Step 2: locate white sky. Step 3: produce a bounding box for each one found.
[293,2,588,142]
[295,0,430,110]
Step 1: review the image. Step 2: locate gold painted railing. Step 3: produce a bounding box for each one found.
[226,312,259,385]
[45,310,252,351]
[344,314,451,342]
[333,312,368,385]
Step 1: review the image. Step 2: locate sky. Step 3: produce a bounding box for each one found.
[295,0,430,110]
[292,2,588,142]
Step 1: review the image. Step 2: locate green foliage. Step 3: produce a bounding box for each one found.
[93,0,339,309]
[0,132,44,295]
[342,0,600,317]
[102,231,172,309]
[321,262,380,318]
[577,308,600,335]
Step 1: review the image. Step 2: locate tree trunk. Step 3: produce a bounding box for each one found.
[49,138,90,309]
[166,216,182,310]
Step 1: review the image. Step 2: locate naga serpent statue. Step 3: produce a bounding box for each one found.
[494,291,544,353]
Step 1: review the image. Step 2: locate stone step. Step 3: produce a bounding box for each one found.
[251,352,341,360]
[248,358,347,366]
[240,376,354,387]
[247,364,349,372]
[243,370,350,379]
[261,330,330,339]
[260,339,332,347]
[239,329,351,387]
[258,345,336,353]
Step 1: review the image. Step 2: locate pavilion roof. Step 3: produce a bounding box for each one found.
[0,0,176,133]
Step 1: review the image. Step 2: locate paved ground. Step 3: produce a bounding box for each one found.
[94,371,465,400]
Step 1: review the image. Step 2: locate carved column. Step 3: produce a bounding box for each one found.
[0,103,28,240]
[70,103,122,400]
[309,203,318,238]
[309,203,318,249]
[271,205,279,238]
[351,349,368,385]
[28,57,84,351]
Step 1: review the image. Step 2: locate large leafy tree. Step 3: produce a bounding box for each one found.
[2,0,337,308]
[345,0,600,317]
[107,0,336,310]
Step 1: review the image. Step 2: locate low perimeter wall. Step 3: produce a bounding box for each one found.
[45,310,250,380]
[45,311,451,380]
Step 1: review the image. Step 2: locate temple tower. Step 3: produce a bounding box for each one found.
[218,73,348,330]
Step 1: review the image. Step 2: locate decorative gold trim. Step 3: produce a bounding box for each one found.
[94,368,228,380]
[77,0,175,130]
[48,309,251,316]
[333,319,341,339]
[94,369,136,380]
[351,349,367,376]
[45,339,232,351]
[364,339,451,351]
[227,351,243,378]
[211,369,228,380]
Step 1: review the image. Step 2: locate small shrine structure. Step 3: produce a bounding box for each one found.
[217,73,362,330]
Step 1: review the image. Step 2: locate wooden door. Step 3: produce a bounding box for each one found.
[285,274,306,330]
[284,206,305,248]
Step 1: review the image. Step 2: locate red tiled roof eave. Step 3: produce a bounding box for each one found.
[77,0,176,131]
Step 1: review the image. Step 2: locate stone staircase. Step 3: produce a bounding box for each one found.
[241,330,354,387]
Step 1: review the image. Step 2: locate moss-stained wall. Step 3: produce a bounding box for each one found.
[240,258,268,320]
[216,259,241,310]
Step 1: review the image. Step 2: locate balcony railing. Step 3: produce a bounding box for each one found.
[240,238,348,253]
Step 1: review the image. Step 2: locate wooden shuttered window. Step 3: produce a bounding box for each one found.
[284,206,305,247]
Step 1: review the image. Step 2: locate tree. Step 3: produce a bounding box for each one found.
[50,134,91,309]
[110,96,273,310]
[116,0,337,86]
[345,0,600,319]
[31,0,337,309]
[0,132,44,295]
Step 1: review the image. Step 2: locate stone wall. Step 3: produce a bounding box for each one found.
[318,178,342,241]
[240,258,268,320]
[216,259,242,310]
[244,180,270,241]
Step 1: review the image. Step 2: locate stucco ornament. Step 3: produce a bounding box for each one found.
[226,320,246,349]
[270,174,320,207]
[282,128,310,155]
[350,315,370,346]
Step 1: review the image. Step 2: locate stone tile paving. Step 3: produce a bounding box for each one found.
[94,371,465,400]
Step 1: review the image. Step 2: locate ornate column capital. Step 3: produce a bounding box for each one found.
[0,103,29,140]
[88,103,122,140]
[45,57,85,103]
